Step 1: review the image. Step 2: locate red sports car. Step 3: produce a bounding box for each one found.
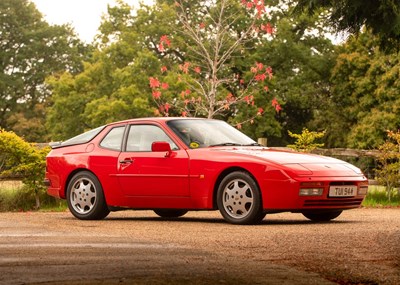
[45,117,368,224]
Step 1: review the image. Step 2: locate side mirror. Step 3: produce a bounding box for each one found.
[151,141,172,157]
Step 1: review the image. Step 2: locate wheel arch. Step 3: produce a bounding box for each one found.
[212,166,262,209]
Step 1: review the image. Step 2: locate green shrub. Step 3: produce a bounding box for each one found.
[287,128,326,152]
[0,129,50,209]
[375,130,400,202]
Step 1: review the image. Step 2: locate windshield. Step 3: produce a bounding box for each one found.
[167,119,256,149]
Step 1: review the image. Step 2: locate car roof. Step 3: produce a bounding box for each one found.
[106,117,212,127]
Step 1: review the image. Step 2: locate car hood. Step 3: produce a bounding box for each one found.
[216,147,363,177]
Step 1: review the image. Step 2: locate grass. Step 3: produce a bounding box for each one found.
[39,200,68,212]
[0,191,31,211]
[362,185,400,207]
[1,181,399,211]
[0,180,67,212]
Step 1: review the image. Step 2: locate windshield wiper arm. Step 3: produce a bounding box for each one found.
[209,142,243,147]
[210,142,263,147]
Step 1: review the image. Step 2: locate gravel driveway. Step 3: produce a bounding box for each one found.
[0,208,399,284]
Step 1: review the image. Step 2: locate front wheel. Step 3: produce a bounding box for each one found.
[302,210,343,222]
[66,171,110,220]
[217,171,263,225]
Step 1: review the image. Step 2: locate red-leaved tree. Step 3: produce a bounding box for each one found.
[148,0,281,125]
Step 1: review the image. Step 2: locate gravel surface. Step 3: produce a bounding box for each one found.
[0,208,399,284]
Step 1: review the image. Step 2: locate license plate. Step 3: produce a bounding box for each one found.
[329,185,357,197]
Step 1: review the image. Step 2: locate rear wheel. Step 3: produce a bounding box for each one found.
[217,171,263,225]
[302,210,343,222]
[154,209,188,218]
[66,171,110,220]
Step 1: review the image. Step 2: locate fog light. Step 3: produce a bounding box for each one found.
[358,186,368,196]
[299,188,323,196]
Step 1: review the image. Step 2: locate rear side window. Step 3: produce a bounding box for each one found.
[100,126,125,151]
[59,126,105,147]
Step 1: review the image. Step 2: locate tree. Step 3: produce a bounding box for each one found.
[293,0,400,51]
[222,0,335,145]
[149,0,278,124]
[46,0,280,140]
[312,30,400,148]
[46,1,160,140]
[147,0,337,145]
[0,0,88,142]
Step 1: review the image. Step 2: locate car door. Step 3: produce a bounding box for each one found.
[117,124,190,197]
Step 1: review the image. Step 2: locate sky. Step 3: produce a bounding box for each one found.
[31,1,343,44]
[31,0,152,43]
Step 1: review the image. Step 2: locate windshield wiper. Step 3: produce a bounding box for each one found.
[209,142,263,147]
[242,143,262,146]
[209,142,243,147]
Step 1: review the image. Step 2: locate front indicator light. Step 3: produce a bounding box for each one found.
[358,186,368,196]
[299,188,323,196]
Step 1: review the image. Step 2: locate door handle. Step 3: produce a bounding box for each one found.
[119,158,134,164]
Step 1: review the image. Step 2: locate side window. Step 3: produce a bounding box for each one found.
[126,125,178,152]
[100,126,125,151]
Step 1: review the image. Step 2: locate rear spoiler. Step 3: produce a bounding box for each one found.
[49,142,62,149]
[49,141,87,149]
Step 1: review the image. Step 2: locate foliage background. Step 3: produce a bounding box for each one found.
[1,0,398,149]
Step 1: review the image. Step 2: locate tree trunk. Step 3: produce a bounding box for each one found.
[35,191,41,209]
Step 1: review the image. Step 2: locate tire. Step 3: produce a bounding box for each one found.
[153,209,188,218]
[217,171,263,225]
[66,171,110,220]
[254,211,267,223]
[302,210,343,222]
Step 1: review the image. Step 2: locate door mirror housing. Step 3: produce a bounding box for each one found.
[151,141,172,157]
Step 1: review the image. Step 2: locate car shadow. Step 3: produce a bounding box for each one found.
[262,218,358,226]
[105,216,226,224]
[61,211,361,225]
[99,215,360,226]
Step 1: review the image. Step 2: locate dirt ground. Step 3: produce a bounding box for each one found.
[0,208,399,285]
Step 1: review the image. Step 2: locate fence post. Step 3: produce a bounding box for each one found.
[258,138,267,147]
